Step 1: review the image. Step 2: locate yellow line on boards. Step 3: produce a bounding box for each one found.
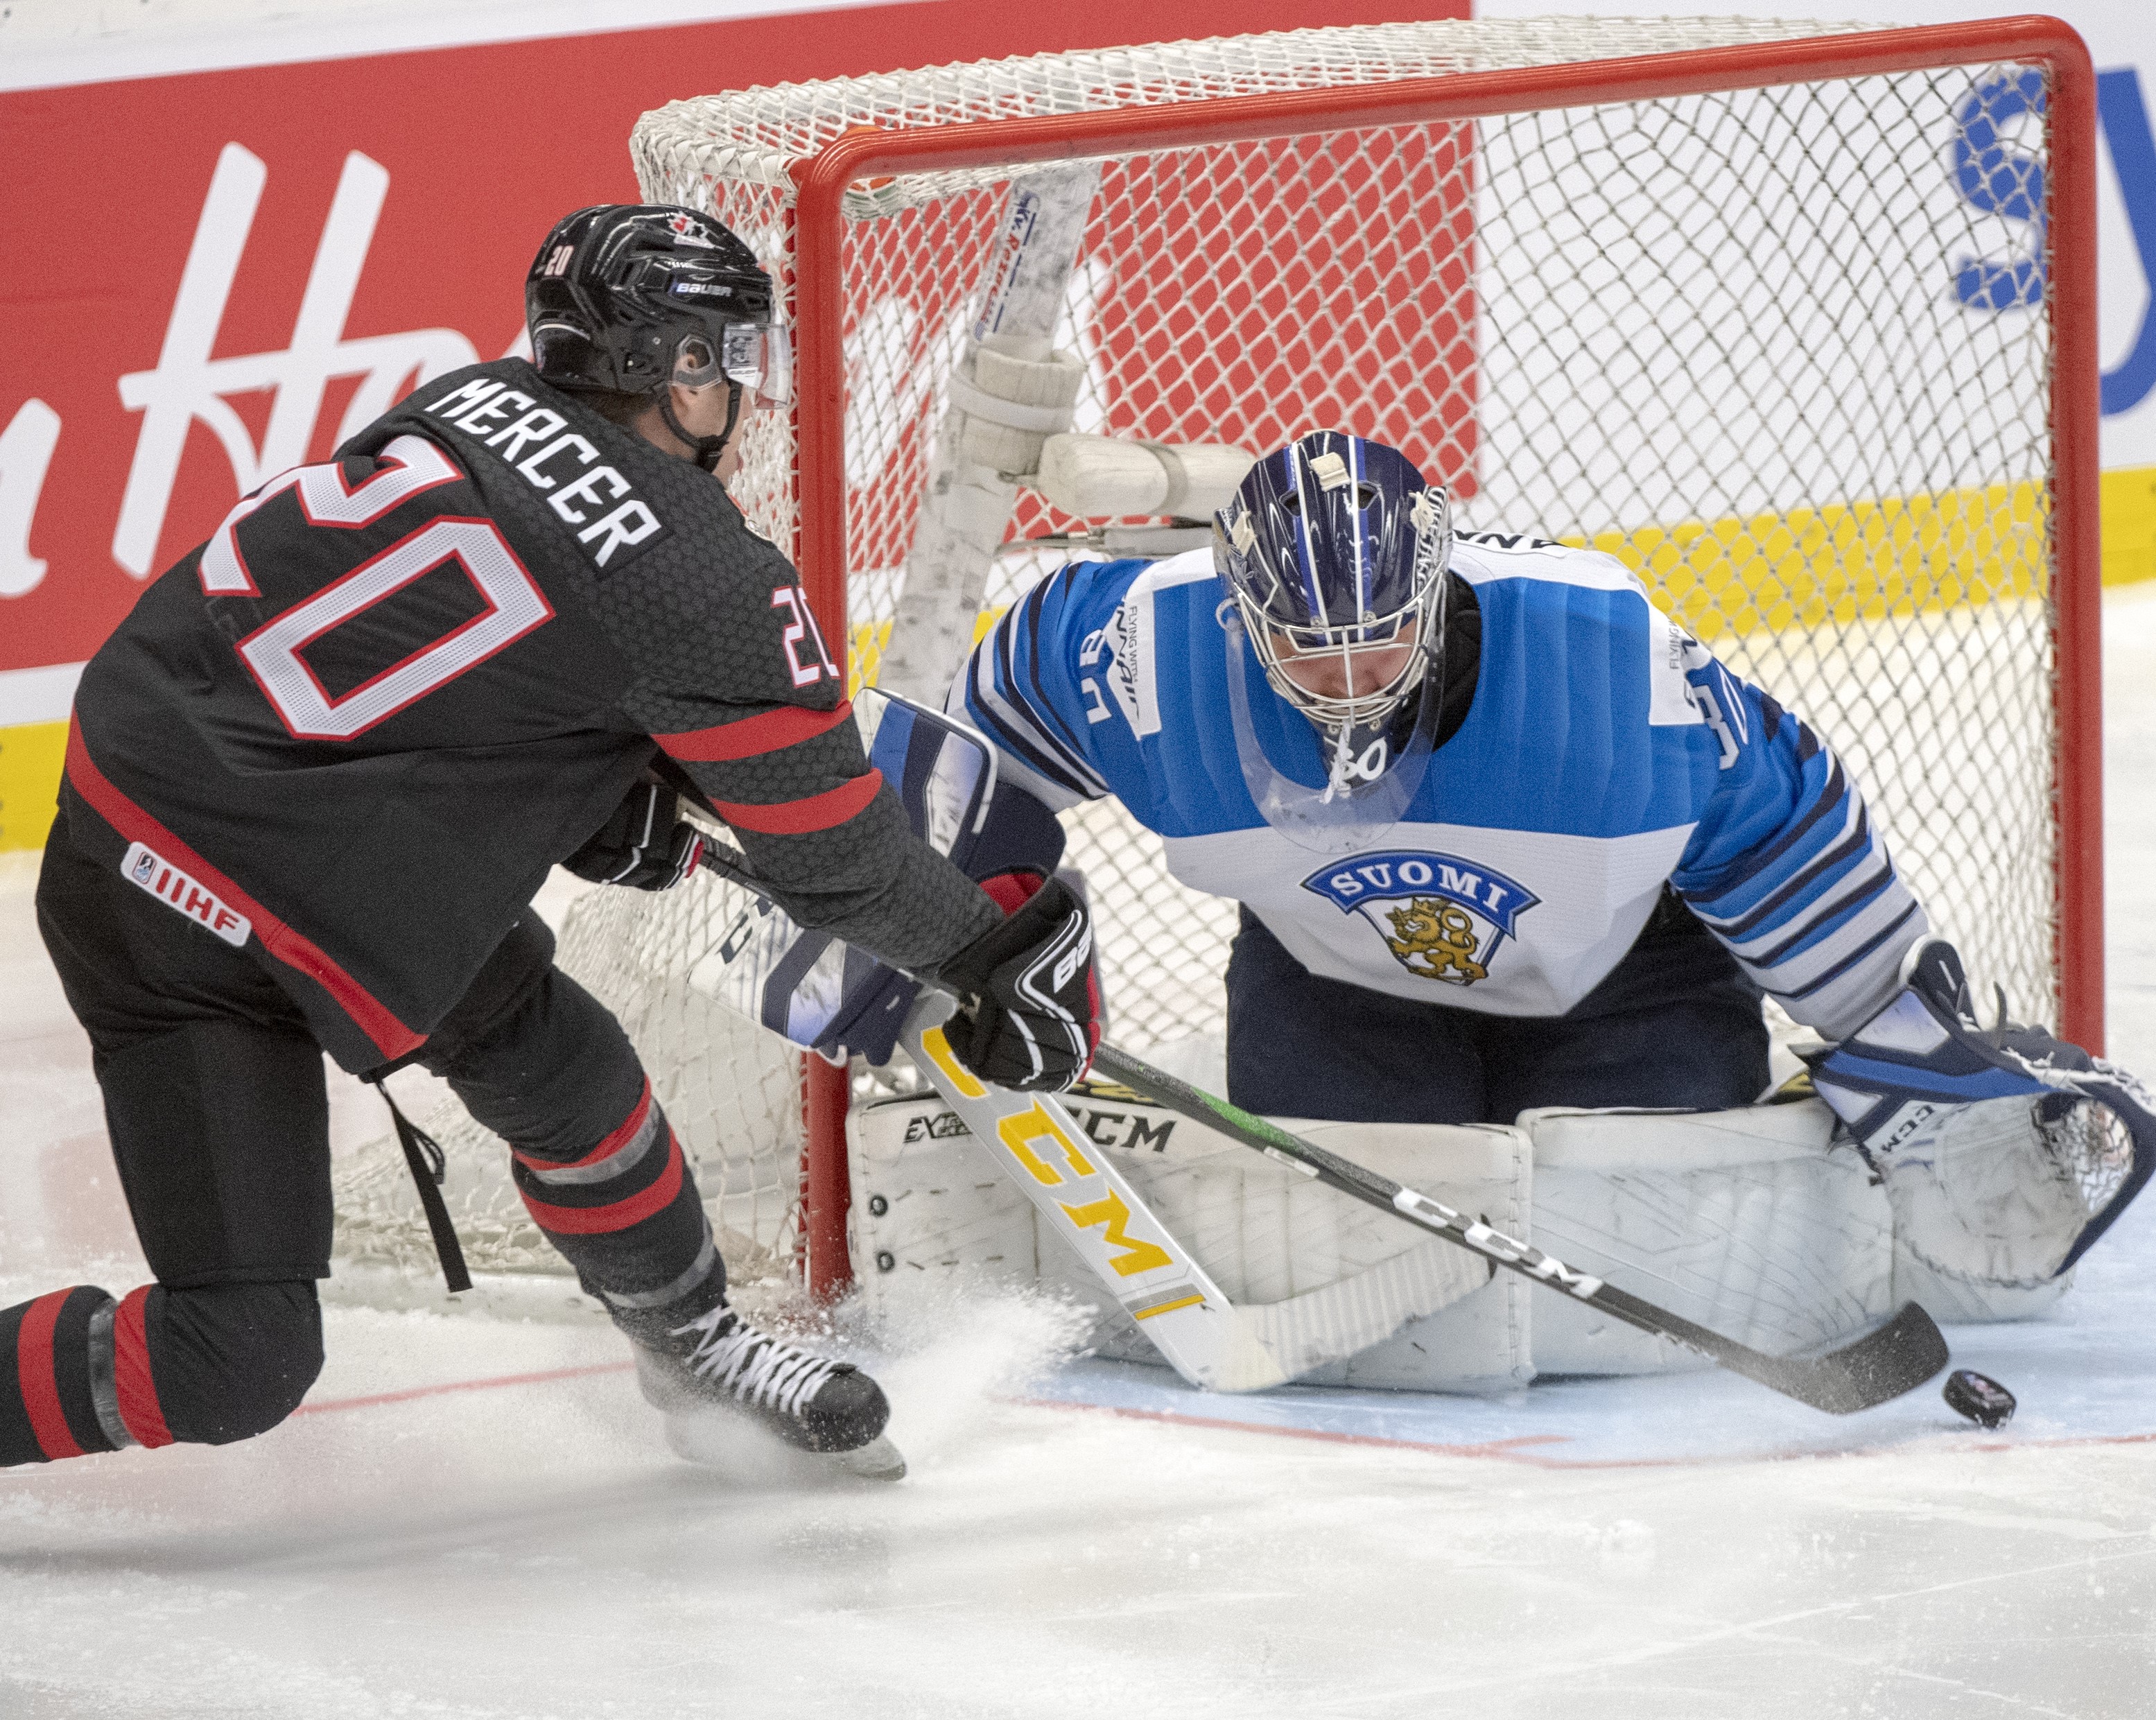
[2103,465,2156,589]
[843,466,2156,688]
[6,471,2154,854]
[1569,478,2053,645]
[0,720,64,853]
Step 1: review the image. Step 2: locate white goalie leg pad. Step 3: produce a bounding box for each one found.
[1521,1100,1894,1375]
[1031,435,1257,521]
[1271,1118,1531,1395]
[947,344,1087,476]
[848,1088,1531,1394]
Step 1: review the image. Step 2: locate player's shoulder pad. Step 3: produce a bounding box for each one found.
[1452,530,1717,736]
[1038,548,1204,610]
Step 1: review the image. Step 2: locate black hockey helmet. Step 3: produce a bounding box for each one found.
[525,204,790,470]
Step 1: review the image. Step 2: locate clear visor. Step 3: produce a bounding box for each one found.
[674,322,793,410]
[1219,605,1441,855]
[1237,591,1431,732]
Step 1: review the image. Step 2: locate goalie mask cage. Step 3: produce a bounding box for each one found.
[331,16,2098,1302]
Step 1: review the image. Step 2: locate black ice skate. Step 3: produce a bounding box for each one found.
[632,1303,905,1482]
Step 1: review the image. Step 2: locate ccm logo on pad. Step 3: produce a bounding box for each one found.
[121,842,252,948]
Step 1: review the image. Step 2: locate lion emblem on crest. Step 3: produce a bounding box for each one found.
[1383,896,1488,982]
[1301,849,1539,987]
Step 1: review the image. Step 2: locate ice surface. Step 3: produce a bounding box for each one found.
[3,587,2156,1718]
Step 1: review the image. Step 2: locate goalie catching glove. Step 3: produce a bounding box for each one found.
[1802,938,2155,1283]
[564,782,707,891]
[934,872,1100,1092]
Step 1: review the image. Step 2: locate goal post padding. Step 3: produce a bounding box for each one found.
[331,18,2099,1303]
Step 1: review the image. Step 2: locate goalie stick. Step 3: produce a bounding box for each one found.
[692,838,1949,1414]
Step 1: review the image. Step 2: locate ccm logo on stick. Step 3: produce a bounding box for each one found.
[121,842,252,948]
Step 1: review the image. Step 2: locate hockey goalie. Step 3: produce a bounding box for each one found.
[834,428,2153,1388]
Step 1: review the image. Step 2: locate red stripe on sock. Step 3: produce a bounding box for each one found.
[15,1292,83,1461]
[513,1080,652,1174]
[520,1129,685,1235]
[112,1287,174,1449]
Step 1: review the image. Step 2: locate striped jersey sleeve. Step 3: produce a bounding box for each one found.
[949,561,1127,813]
[1671,652,1928,1039]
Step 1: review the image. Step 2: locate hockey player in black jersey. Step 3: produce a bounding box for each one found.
[6,205,1099,1479]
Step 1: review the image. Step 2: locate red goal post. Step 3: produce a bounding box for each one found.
[763,17,2099,1296]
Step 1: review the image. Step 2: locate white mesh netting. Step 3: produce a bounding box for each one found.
[333,17,2074,1286]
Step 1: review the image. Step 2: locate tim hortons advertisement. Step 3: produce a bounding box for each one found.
[0,1,1463,849]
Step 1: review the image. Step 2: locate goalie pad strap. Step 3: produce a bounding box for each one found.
[946,365,1083,433]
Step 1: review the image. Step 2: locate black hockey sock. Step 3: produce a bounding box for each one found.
[0,1286,133,1465]
[0,1281,325,1466]
[510,1080,728,1326]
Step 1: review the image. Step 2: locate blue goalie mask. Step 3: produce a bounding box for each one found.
[1213,432,1454,849]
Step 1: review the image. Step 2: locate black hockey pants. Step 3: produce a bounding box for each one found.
[3,807,721,1469]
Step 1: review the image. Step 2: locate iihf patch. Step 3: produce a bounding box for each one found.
[120,840,252,948]
[1300,849,1539,987]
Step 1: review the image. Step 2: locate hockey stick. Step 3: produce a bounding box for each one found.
[687,846,1488,1393]
[691,842,1947,1414]
[896,993,1488,1393]
[1081,1045,1949,1415]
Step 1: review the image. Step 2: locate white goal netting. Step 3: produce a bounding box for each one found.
[333,17,2080,1289]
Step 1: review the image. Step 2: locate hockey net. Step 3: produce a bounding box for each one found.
[331,17,2096,1295]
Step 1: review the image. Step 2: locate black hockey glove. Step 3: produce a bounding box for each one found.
[936,873,1100,1093]
[565,783,707,891]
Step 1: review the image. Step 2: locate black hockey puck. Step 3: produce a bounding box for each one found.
[1942,1368,2016,1429]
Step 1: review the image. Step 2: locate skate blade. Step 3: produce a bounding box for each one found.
[834,1434,907,1482]
[661,1410,907,1485]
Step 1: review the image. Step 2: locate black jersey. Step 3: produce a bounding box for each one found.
[63,359,997,1072]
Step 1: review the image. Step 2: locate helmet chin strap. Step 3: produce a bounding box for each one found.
[657,381,744,474]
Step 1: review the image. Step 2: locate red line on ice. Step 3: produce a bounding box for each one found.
[294,1360,634,1417]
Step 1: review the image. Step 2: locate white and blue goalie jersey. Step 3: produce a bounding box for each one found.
[953,537,1928,1038]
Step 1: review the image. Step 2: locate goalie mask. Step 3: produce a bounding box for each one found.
[525,204,792,472]
[1213,432,1454,853]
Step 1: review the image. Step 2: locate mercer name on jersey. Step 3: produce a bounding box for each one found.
[955,539,1926,1036]
[419,374,670,571]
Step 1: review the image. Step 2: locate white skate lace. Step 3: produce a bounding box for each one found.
[668,1305,841,1418]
